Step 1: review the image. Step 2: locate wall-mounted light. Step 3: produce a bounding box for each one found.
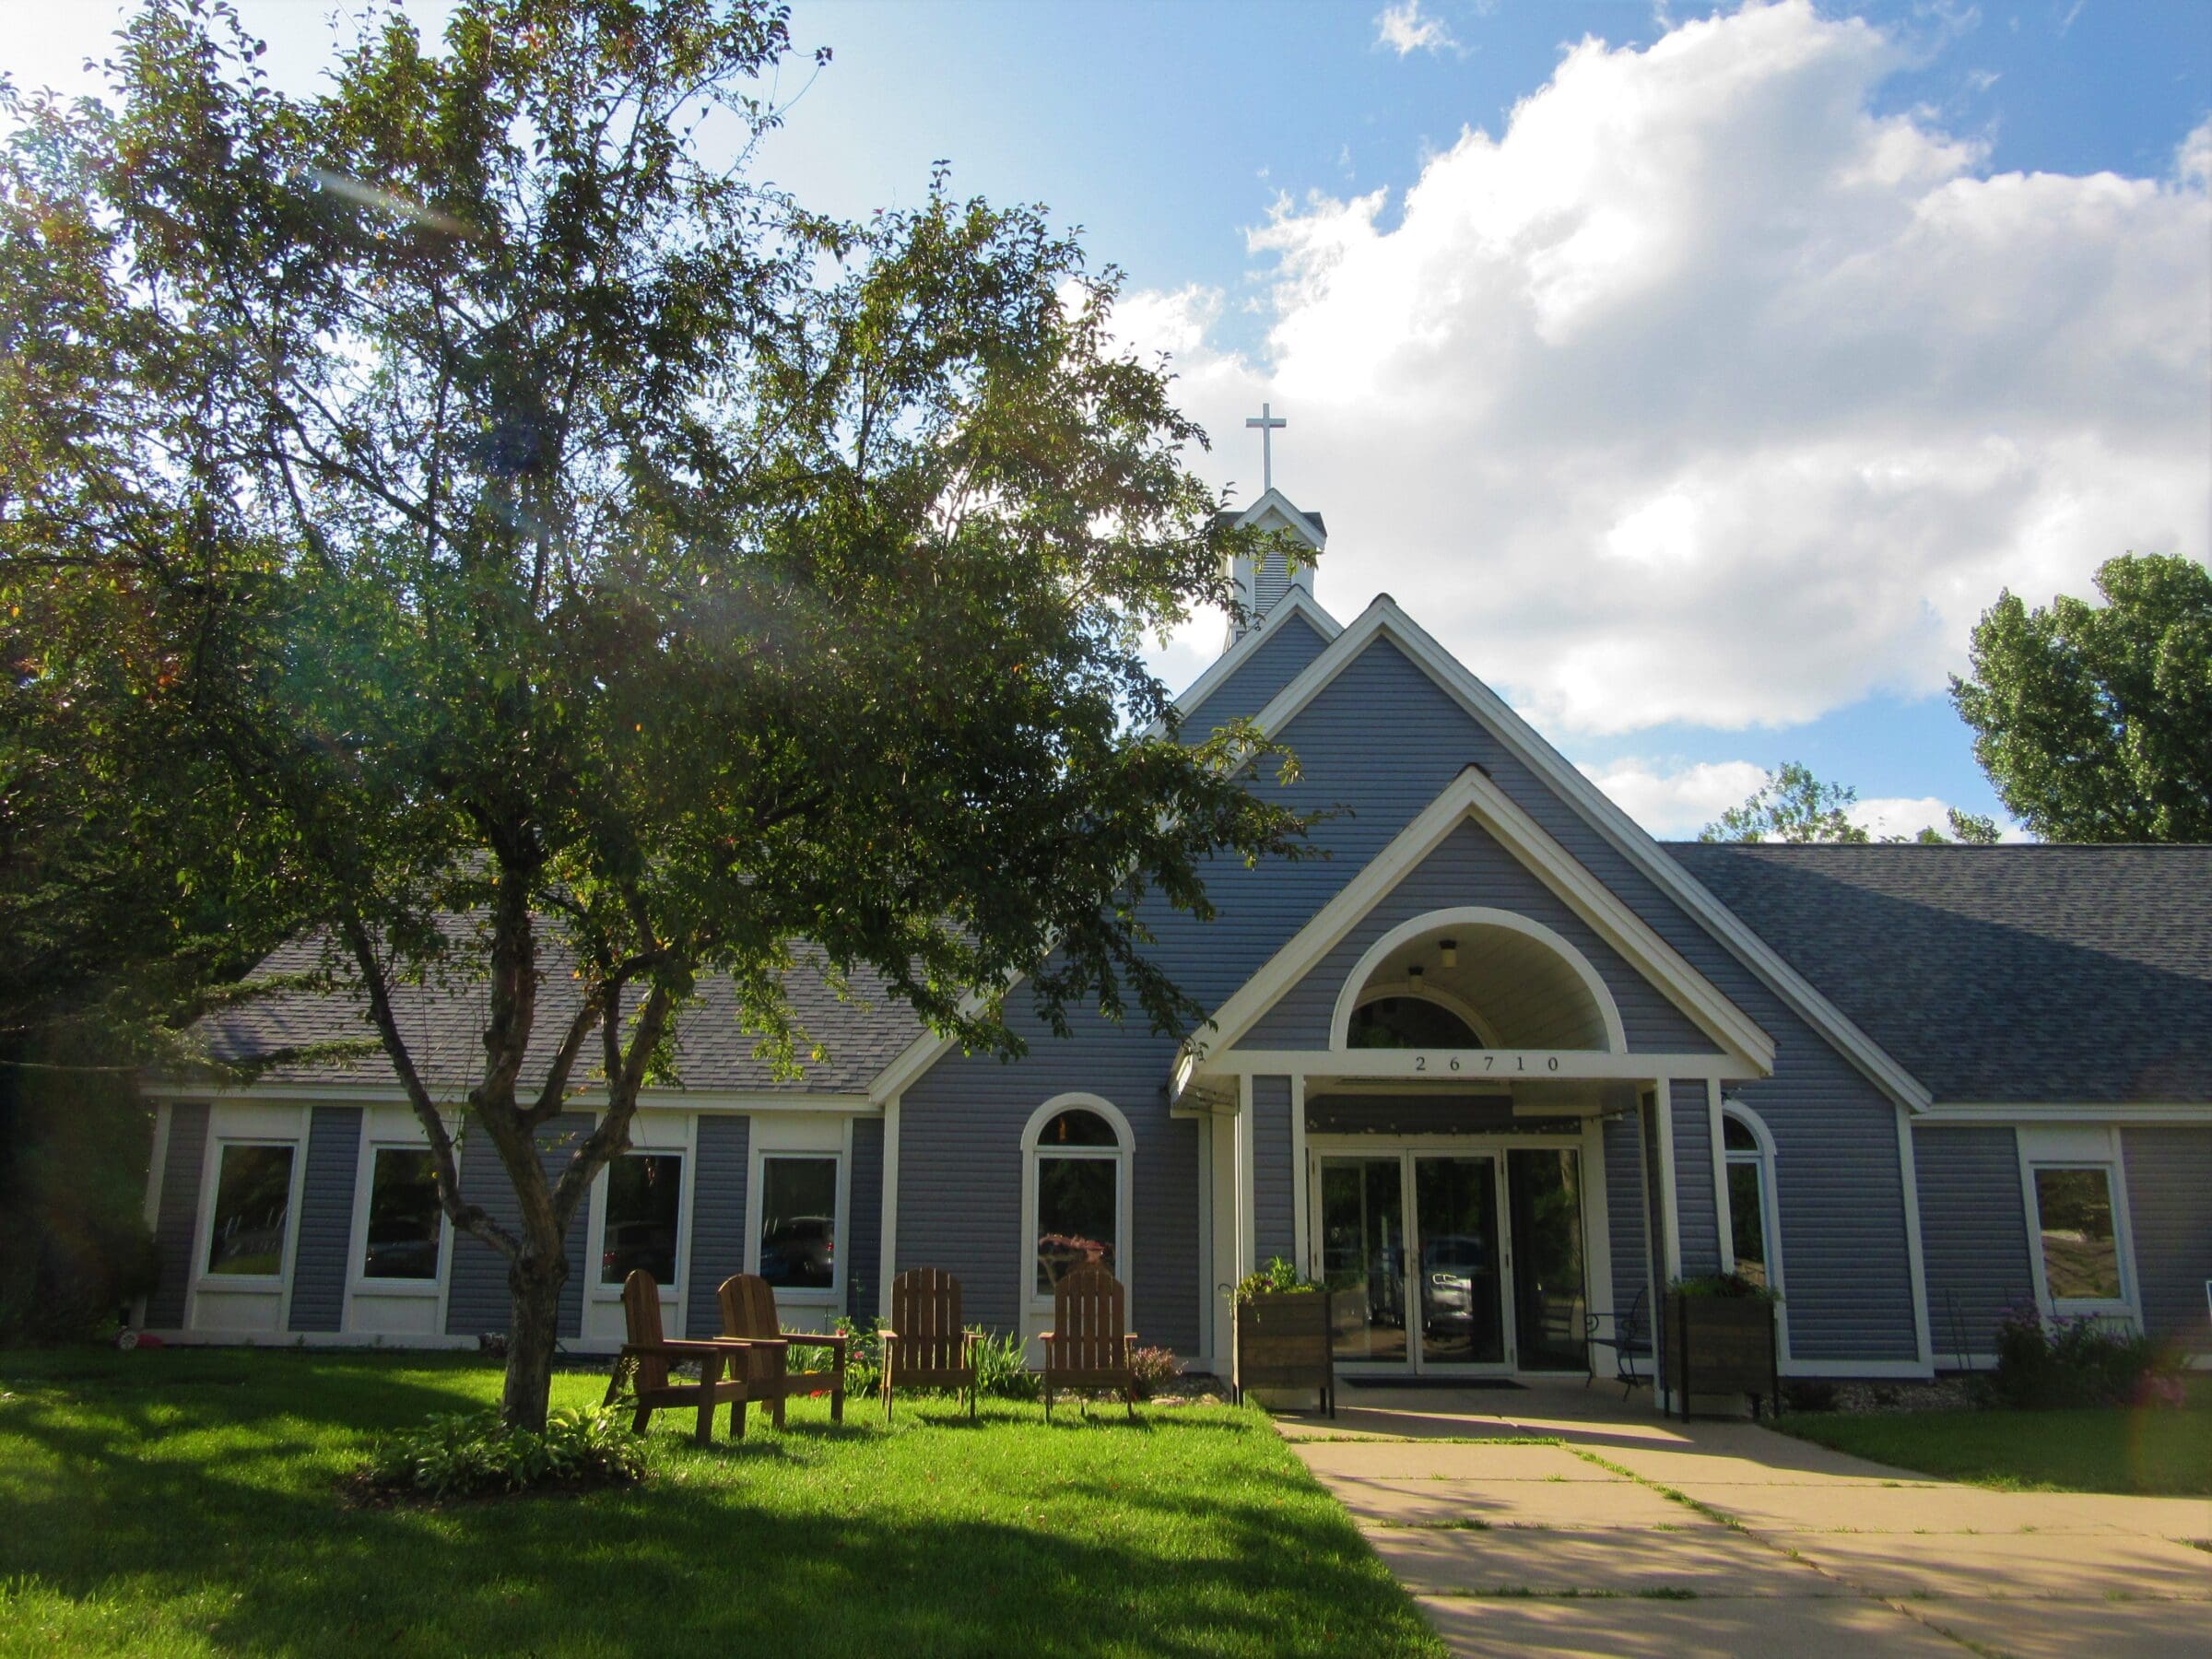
[1439,938,1458,967]
[1407,965,1424,982]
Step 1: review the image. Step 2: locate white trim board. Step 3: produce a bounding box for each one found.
[1180,765,1774,1084]
[1171,587,1342,729]
[1240,597,1931,1112]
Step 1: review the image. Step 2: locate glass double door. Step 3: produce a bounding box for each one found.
[1317,1146,1587,1374]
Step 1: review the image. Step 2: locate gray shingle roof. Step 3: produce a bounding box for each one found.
[198,929,926,1097]
[1665,842,2212,1104]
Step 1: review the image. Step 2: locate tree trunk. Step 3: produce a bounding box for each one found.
[501,1250,568,1431]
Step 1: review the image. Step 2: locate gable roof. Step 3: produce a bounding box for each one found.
[1214,488,1327,544]
[186,932,922,1100]
[1666,843,2212,1105]
[1241,596,1935,1110]
[1182,763,1774,1079]
[1171,588,1341,728]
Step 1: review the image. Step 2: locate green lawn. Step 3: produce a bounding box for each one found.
[0,1347,1440,1657]
[1772,1381,2212,1497]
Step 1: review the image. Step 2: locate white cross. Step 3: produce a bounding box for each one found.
[1245,402,1286,491]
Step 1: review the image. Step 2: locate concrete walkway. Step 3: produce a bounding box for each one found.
[1278,1381,2212,1657]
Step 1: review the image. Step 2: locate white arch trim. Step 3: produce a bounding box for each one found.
[1019,1093,1135,1322]
[1720,1097,1781,1163]
[1020,1092,1135,1155]
[1328,907,1630,1055]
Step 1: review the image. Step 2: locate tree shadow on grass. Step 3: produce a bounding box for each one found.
[0,1362,1437,1657]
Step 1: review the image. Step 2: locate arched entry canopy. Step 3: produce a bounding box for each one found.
[1332,908,1628,1057]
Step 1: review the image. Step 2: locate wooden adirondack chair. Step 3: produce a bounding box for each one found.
[879,1267,979,1420]
[716,1273,846,1428]
[1040,1264,1136,1421]
[602,1269,757,1445]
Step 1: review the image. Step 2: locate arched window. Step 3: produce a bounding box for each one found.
[1722,1107,1781,1293]
[1347,995,1480,1050]
[1022,1099,1133,1302]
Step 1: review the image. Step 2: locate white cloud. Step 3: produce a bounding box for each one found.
[1126,0,2210,739]
[1849,794,1959,840]
[1375,1,1458,58]
[1577,759,1773,837]
[2181,116,2212,191]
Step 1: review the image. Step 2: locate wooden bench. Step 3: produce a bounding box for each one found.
[880,1267,979,1420]
[717,1272,848,1429]
[1040,1264,1136,1422]
[602,1269,765,1444]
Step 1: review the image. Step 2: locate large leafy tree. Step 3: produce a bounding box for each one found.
[1,0,1308,1425]
[1951,554,2212,842]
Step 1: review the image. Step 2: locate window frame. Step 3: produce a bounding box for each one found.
[192,1134,306,1292]
[748,1150,846,1303]
[1715,1101,1784,1302]
[587,1146,691,1302]
[2026,1132,2141,1327]
[346,1140,452,1298]
[1020,1093,1135,1316]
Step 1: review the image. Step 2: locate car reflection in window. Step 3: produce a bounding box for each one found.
[759,1214,834,1289]
[1420,1234,1487,1335]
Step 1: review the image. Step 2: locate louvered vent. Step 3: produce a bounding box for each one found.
[1253,551,1291,616]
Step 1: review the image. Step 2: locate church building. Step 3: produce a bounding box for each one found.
[140,441,2212,1395]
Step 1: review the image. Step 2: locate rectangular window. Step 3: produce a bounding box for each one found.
[758,1156,838,1290]
[360,1147,442,1281]
[206,1144,295,1277]
[2032,1166,2123,1304]
[600,1153,683,1288]
[1726,1161,1769,1290]
[1036,1155,1117,1294]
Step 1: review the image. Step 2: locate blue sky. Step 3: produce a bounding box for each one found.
[7,1,2208,837]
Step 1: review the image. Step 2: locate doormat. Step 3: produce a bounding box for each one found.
[1340,1376,1526,1391]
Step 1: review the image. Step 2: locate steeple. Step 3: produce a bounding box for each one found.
[1221,404,1324,650]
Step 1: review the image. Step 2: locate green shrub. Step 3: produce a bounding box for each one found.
[1991,1306,2180,1409]
[830,1314,882,1397]
[1233,1257,1321,1302]
[971,1328,1041,1401]
[1128,1345,1178,1400]
[356,1406,646,1503]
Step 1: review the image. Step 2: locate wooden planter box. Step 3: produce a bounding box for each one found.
[1664,1291,1780,1420]
[1234,1290,1335,1417]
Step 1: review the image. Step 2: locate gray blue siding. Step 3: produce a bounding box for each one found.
[900,1030,1202,1346]
[847,1117,885,1320]
[1669,1084,1721,1277]
[1603,1108,1650,1336]
[287,1105,362,1332]
[1642,1095,1671,1371]
[444,1113,593,1339]
[1184,611,1329,728]
[1252,1077,1296,1266]
[1912,1124,2033,1365]
[2122,1126,2212,1354]
[685,1114,750,1336]
[900,629,1923,1366]
[1238,820,1722,1055]
[147,1103,210,1329]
